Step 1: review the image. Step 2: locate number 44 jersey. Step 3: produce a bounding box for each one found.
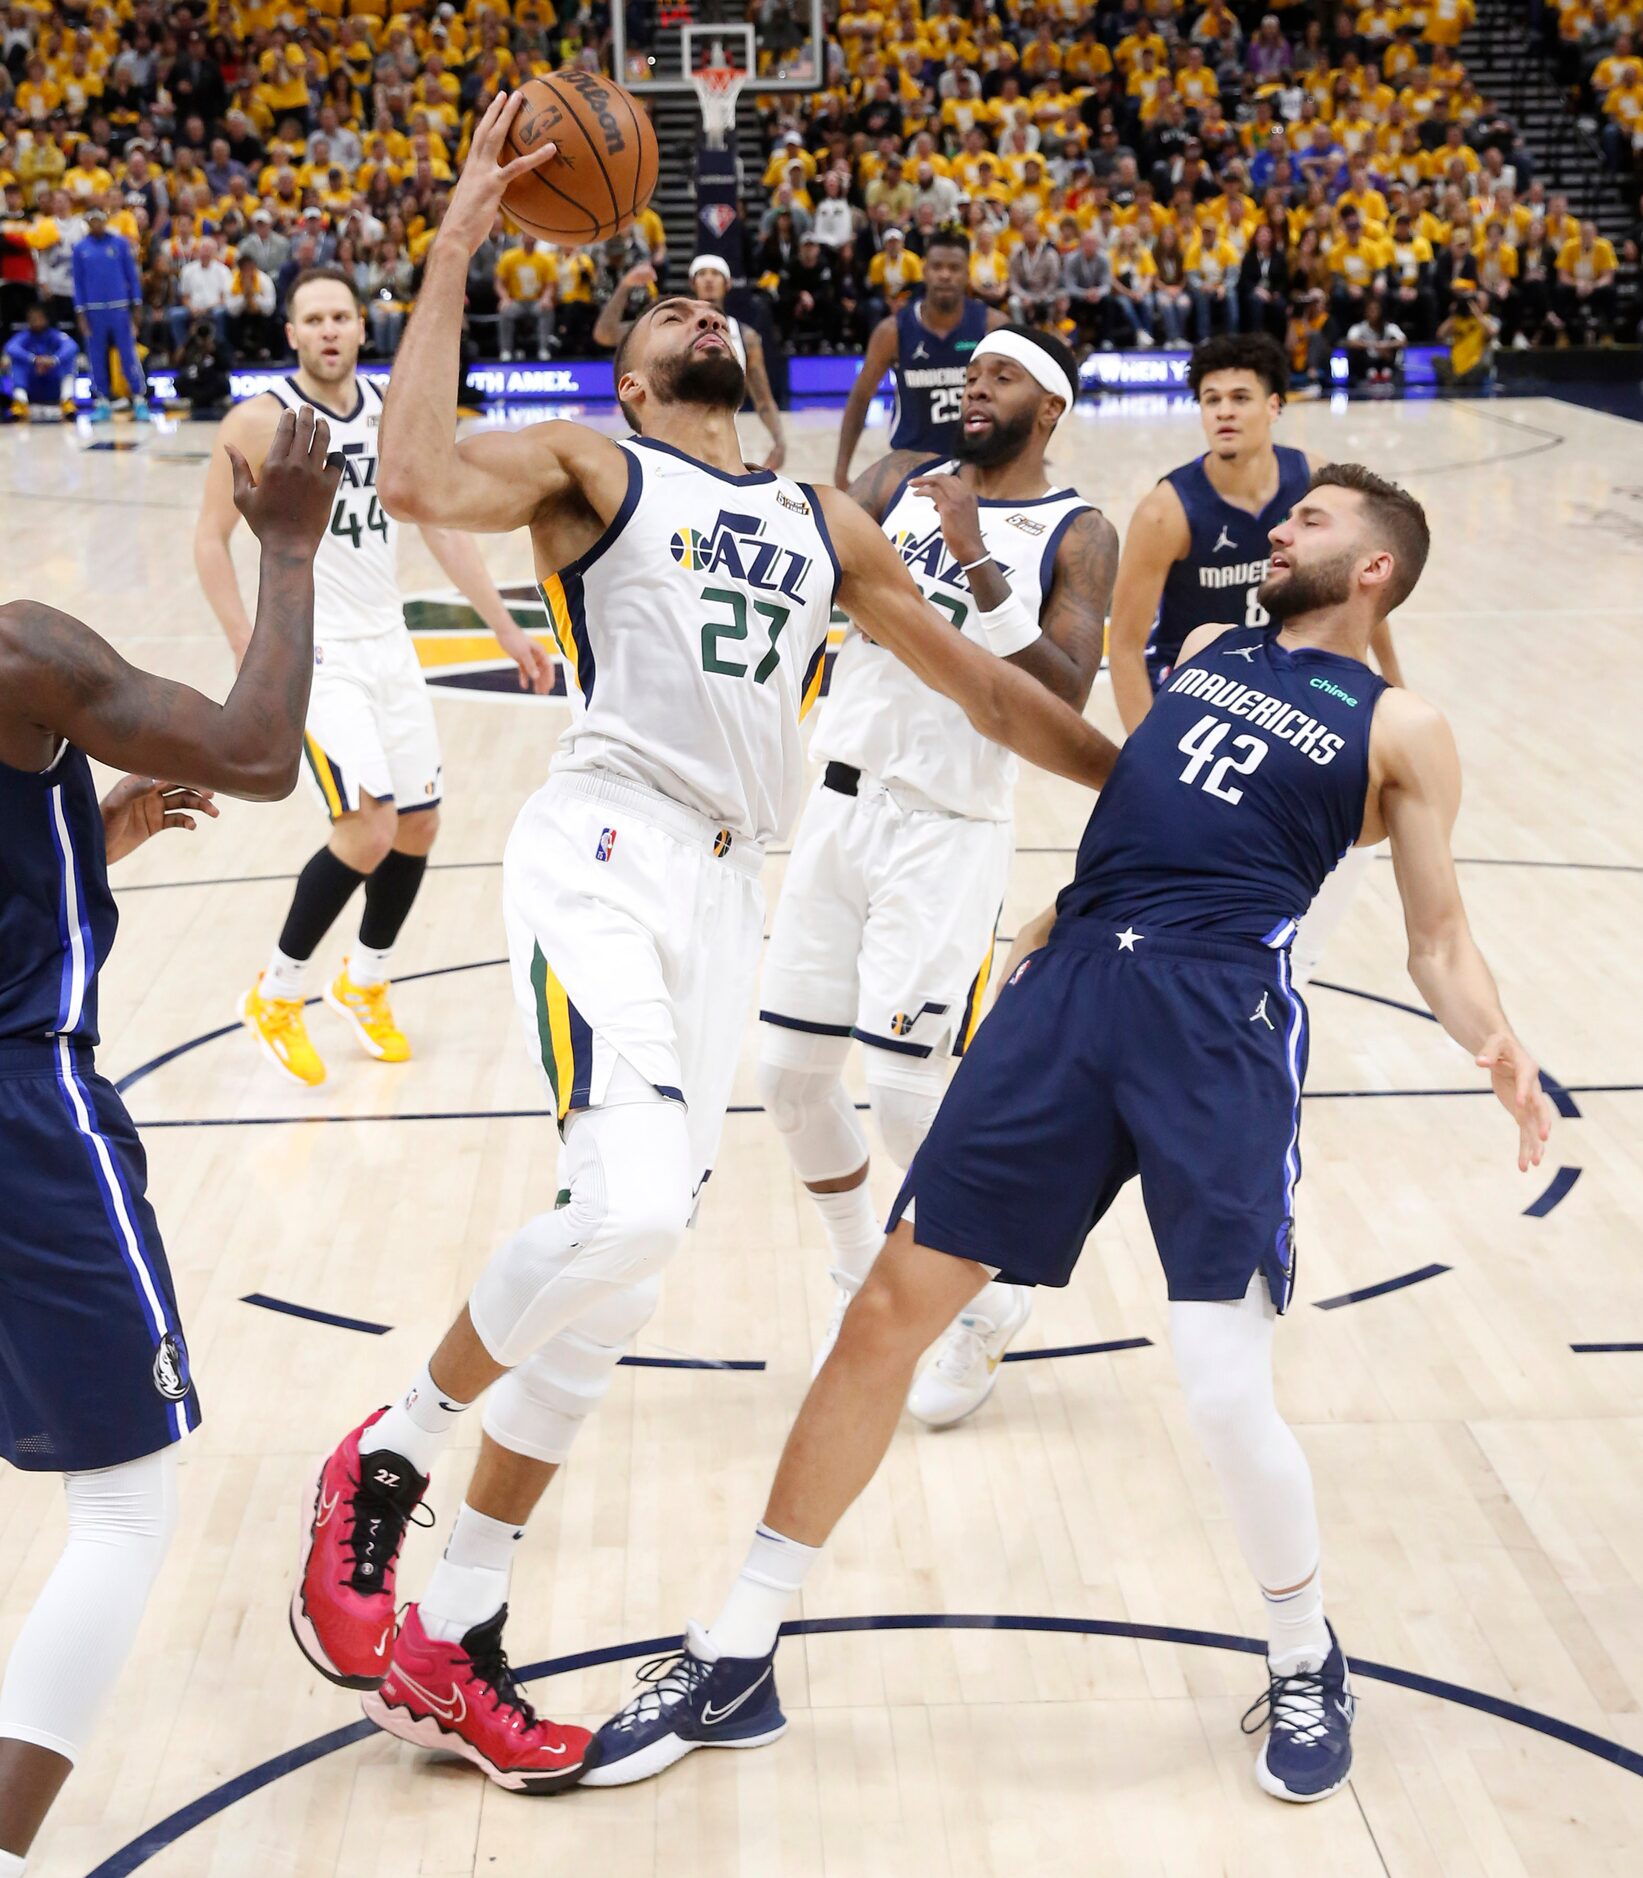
[1059,623,1389,944]
[265,375,403,641]
[813,459,1093,822]
[542,439,839,849]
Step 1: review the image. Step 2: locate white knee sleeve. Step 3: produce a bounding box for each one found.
[865,1065,943,1171]
[0,1447,178,1764]
[483,1275,661,1464]
[468,1091,692,1369]
[1169,1277,1319,1593]
[755,1045,868,1185]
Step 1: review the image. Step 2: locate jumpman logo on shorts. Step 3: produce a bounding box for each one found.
[1250,993,1276,1031]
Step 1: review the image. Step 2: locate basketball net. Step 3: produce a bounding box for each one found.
[691,41,746,150]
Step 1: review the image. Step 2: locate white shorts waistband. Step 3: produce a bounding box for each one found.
[549,770,766,879]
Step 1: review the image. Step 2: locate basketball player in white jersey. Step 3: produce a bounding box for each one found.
[594,251,786,469]
[286,92,1119,1796]
[1108,334,1404,986]
[760,324,1118,1425]
[195,266,549,1087]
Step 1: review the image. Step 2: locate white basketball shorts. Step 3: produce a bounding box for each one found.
[301,629,442,822]
[503,770,765,1194]
[760,776,1012,1078]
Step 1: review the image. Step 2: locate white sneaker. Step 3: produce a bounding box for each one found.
[907,1284,1033,1427]
[811,1270,860,1379]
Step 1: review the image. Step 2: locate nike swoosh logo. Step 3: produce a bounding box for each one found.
[393,1668,467,1726]
[701,1666,771,1728]
[315,1484,340,1529]
[373,1625,392,1659]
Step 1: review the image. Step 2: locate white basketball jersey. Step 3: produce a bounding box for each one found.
[727,318,748,369]
[264,376,403,641]
[813,461,1093,822]
[542,438,838,847]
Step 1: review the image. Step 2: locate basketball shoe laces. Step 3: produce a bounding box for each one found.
[348,980,396,1030]
[934,1316,991,1387]
[1240,1663,1331,1747]
[606,1646,714,1733]
[462,1610,541,1730]
[343,1467,432,1595]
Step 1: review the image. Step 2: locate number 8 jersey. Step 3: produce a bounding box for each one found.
[541,439,838,848]
[265,375,404,641]
[1058,624,1389,944]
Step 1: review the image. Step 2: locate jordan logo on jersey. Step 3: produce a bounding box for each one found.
[1213,524,1236,553]
[893,522,1014,590]
[669,510,814,601]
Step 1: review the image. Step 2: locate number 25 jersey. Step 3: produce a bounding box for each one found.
[541,438,837,848]
[264,375,403,641]
[1059,625,1388,943]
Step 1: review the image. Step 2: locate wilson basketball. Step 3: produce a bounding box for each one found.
[500,71,659,246]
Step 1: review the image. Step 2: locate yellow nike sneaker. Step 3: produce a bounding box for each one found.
[239,976,326,1087]
[324,963,412,1063]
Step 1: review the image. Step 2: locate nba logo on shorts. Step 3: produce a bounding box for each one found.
[595,826,618,863]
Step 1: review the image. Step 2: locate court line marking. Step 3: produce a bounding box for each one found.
[1002,1337,1153,1362]
[1314,1263,1453,1311]
[241,1293,390,1335]
[615,1355,766,1372]
[1570,1343,1643,1353]
[1523,1166,1583,1218]
[80,1610,1643,1876]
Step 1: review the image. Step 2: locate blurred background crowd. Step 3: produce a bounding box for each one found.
[0,0,1639,417]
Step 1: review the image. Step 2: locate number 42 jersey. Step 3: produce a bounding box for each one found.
[1059,624,1389,944]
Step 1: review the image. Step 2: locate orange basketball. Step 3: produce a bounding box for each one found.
[499,71,659,246]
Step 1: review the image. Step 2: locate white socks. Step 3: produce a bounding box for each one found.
[349,943,394,988]
[366,1362,472,1477]
[707,1524,820,1661]
[1263,1566,1330,1673]
[421,1504,525,1644]
[0,1848,26,1876]
[810,1182,883,1290]
[261,944,308,1003]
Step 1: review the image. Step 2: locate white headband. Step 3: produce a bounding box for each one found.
[971,331,1077,423]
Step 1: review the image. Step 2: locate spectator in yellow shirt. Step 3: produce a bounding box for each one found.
[867,229,923,313]
[1177,46,1220,109]
[1327,209,1389,327]
[968,223,1011,309]
[496,236,556,359]
[1184,224,1240,337]
[1383,210,1437,336]
[1603,73,1643,166]
[1424,0,1474,45]
[1555,222,1617,340]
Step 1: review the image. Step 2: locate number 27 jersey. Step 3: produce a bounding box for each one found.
[1059,625,1388,943]
[264,375,403,641]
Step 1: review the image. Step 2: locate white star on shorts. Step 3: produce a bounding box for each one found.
[1115,928,1142,951]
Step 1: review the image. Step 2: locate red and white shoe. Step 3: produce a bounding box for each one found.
[361,1602,595,1793]
[290,1409,430,1690]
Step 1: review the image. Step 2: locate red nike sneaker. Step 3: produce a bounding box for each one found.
[361,1602,595,1793]
[290,1410,430,1690]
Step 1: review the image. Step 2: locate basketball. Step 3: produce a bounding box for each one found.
[499,71,659,247]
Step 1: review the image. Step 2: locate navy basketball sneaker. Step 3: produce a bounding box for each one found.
[581,1622,786,1786]
[1242,1621,1355,1802]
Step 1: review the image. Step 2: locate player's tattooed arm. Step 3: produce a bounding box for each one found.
[821,486,1120,792]
[834,315,899,489]
[0,407,339,798]
[1375,688,1552,1172]
[846,449,937,524]
[1008,507,1120,709]
[741,329,788,472]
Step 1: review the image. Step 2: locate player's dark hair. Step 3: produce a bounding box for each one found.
[995,322,1079,412]
[612,295,689,431]
[285,264,361,314]
[924,224,970,258]
[1309,462,1431,611]
[1187,333,1288,404]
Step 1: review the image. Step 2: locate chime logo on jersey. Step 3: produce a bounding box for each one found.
[892,521,1014,590]
[668,510,815,601]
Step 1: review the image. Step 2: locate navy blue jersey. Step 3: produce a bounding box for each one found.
[0,743,116,1046]
[889,298,991,452]
[1149,445,1312,686]
[1059,624,1387,944]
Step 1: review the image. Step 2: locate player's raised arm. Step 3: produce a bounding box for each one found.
[376,92,624,535]
[419,524,554,693]
[820,486,1119,792]
[833,315,899,490]
[0,406,339,799]
[1376,688,1552,1170]
[1108,480,1189,735]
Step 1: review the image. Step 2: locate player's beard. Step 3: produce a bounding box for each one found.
[299,340,358,385]
[954,404,1036,469]
[1257,546,1356,620]
[655,348,747,413]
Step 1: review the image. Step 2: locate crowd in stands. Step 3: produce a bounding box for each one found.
[0,0,1635,419]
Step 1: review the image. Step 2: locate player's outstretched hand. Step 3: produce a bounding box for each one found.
[101,777,219,864]
[1475,1031,1554,1172]
[442,90,559,256]
[911,472,986,572]
[226,406,341,556]
[497,615,556,694]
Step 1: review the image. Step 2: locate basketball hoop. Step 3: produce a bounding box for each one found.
[691,57,746,149]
